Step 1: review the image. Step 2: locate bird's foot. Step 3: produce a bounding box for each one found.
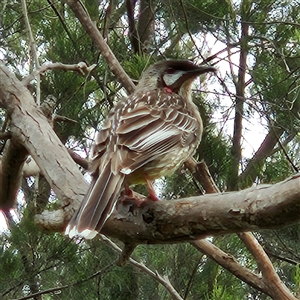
[120,189,148,207]
[147,190,159,201]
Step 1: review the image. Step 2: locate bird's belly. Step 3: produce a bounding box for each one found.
[127,147,194,184]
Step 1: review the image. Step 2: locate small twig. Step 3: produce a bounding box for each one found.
[13,262,115,300]
[53,115,78,124]
[183,255,203,299]
[264,247,300,266]
[20,0,41,104]
[101,235,183,300]
[22,62,97,86]
[47,0,82,57]
[178,0,205,61]
[67,149,89,170]
[116,242,137,267]
[203,42,240,65]
[0,132,12,140]
[276,131,299,173]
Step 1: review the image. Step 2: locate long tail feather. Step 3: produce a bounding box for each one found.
[65,160,125,239]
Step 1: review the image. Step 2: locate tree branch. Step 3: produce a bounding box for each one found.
[21,0,41,105]
[101,235,183,300]
[0,138,28,209]
[228,19,249,190]
[239,126,285,188]
[14,261,115,300]
[191,239,268,294]
[186,159,294,298]
[22,62,97,86]
[0,64,87,225]
[66,0,135,94]
[185,158,220,193]
[100,174,300,244]
[239,232,297,300]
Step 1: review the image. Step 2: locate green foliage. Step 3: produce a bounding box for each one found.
[293,264,300,291]
[164,0,235,33]
[200,127,233,190]
[261,151,293,183]
[122,54,156,81]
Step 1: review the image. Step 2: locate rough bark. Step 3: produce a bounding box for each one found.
[0,64,87,224]
[101,174,300,244]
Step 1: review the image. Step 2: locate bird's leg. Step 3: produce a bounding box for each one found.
[121,180,159,204]
[146,179,159,201]
[120,182,147,206]
[124,182,134,197]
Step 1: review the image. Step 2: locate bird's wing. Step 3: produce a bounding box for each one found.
[114,90,202,174]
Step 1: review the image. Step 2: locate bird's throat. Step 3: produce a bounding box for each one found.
[164,87,173,93]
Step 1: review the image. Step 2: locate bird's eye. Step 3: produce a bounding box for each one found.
[165,68,176,74]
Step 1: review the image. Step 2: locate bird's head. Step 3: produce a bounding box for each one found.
[137,60,216,98]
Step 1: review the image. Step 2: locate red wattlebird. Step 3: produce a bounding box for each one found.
[65,60,215,239]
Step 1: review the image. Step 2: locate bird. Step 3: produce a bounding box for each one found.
[65,59,215,239]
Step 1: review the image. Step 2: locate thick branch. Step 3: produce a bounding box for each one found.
[0,64,87,223]
[34,172,300,240]
[186,160,293,298]
[100,174,300,244]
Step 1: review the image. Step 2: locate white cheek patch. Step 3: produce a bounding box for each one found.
[163,71,184,86]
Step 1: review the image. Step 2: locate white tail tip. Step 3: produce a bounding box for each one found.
[65,225,98,239]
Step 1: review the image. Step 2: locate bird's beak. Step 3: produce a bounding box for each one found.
[188,65,216,75]
[181,65,216,82]
[169,65,216,92]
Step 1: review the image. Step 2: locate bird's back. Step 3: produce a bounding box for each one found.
[90,88,203,184]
